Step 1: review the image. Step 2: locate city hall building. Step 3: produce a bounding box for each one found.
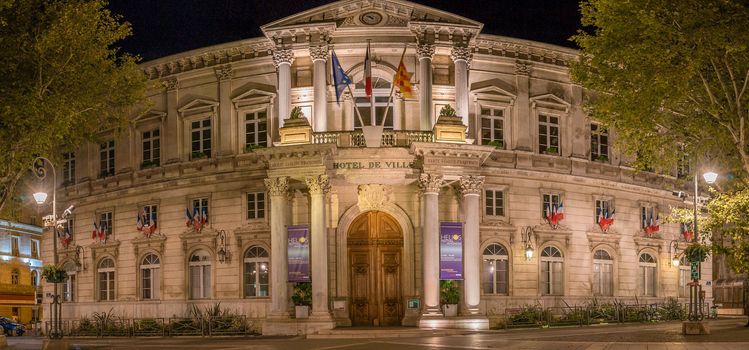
[42,0,711,334]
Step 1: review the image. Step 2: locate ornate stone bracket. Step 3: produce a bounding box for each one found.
[215,64,234,81]
[89,240,121,263]
[357,184,392,211]
[515,60,532,76]
[132,234,167,258]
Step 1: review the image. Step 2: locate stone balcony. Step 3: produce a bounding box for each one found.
[312,130,434,148]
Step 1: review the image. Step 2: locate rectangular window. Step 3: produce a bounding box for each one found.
[192,198,209,216]
[143,204,158,226]
[678,267,690,298]
[99,140,115,177]
[246,192,265,220]
[542,193,561,218]
[99,271,115,301]
[63,152,76,185]
[245,111,268,149]
[142,129,161,167]
[593,261,613,296]
[481,107,504,147]
[31,239,40,259]
[590,123,609,161]
[541,260,563,295]
[595,200,611,223]
[191,119,212,159]
[538,114,560,154]
[639,265,656,297]
[10,236,20,256]
[99,211,113,236]
[482,259,508,294]
[63,276,74,302]
[641,206,657,229]
[484,190,504,216]
[355,96,393,130]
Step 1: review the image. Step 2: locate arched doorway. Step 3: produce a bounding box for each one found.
[348,211,403,326]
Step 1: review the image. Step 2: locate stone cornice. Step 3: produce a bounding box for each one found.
[473,34,578,67]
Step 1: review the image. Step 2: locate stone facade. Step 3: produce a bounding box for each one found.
[42,0,710,333]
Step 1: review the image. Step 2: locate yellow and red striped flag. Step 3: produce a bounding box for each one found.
[393,58,413,98]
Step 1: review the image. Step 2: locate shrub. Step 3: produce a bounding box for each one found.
[439,280,460,305]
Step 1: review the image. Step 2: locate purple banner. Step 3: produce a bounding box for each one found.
[440,222,463,280]
[288,225,310,282]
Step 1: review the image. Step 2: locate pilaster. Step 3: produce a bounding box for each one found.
[514,61,532,151]
[163,78,181,163]
[215,64,234,157]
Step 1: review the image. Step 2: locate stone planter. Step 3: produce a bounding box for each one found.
[442,304,458,317]
[295,305,310,319]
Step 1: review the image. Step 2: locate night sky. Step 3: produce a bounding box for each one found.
[107,0,582,62]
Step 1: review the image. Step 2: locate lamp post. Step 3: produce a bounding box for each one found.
[669,240,680,267]
[217,230,230,264]
[31,156,64,339]
[687,168,718,323]
[521,226,535,260]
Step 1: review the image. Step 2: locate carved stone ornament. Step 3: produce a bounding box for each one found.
[358,184,392,211]
[450,46,472,63]
[162,77,179,91]
[515,61,531,76]
[309,45,329,62]
[264,176,290,197]
[417,44,435,60]
[305,174,330,195]
[418,173,443,194]
[272,48,294,67]
[214,64,234,81]
[459,175,485,196]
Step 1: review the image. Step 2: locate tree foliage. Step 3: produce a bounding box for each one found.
[571,0,749,176]
[701,188,749,274]
[0,0,148,212]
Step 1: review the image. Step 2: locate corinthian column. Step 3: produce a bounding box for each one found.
[417,44,435,130]
[459,175,484,314]
[451,46,472,130]
[264,176,290,317]
[418,173,443,314]
[273,49,294,129]
[309,45,328,132]
[305,174,331,318]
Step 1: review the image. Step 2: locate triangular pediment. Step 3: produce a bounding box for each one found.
[471,81,517,104]
[262,0,482,33]
[132,109,166,124]
[530,93,571,112]
[232,89,276,109]
[177,98,219,115]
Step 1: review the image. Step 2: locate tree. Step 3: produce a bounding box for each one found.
[571,0,749,176]
[0,0,148,212]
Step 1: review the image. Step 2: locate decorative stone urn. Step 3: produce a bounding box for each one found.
[279,106,312,145]
[432,105,467,143]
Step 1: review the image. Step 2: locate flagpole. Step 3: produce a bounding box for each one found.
[380,44,408,128]
[366,40,375,126]
[346,84,366,128]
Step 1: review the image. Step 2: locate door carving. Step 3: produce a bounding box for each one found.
[348,211,403,326]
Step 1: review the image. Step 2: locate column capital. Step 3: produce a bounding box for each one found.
[515,60,532,76]
[305,174,330,195]
[417,44,435,60]
[450,46,472,64]
[273,48,295,67]
[309,45,329,62]
[264,176,290,197]
[459,175,485,196]
[214,64,234,81]
[418,173,443,194]
[162,77,179,92]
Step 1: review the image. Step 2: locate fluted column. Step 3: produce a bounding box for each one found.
[305,174,331,318]
[418,44,435,130]
[216,64,234,156]
[451,46,472,130]
[310,45,328,132]
[419,173,443,313]
[273,49,294,130]
[459,175,484,314]
[265,176,290,317]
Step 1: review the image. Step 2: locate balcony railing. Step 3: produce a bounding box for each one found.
[312,130,434,148]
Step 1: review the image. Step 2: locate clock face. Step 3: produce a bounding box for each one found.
[360,12,383,25]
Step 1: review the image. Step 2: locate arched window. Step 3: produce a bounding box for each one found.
[189,250,211,299]
[62,261,77,302]
[243,246,269,298]
[638,253,657,297]
[540,246,564,295]
[593,250,614,296]
[678,255,690,298]
[482,243,509,294]
[141,253,161,300]
[98,258,116,301]
[11,268,19,285]
[354,79,394,130]
[31,270,39,287]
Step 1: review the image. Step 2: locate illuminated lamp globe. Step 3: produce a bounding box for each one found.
[702,171,718,184]
[672,257,680,267]
[32,192,48,205]
[524,246,534,260]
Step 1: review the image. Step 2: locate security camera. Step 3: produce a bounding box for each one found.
[62,204,75,219]
[671,191,686,199]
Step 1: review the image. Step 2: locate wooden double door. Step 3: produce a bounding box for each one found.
[348,211,403,326]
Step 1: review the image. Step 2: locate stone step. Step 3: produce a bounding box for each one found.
[307,327,473,339]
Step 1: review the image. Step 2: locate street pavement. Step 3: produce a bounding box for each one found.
[6,317,749,350]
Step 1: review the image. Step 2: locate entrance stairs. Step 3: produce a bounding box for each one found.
[307,327,477,339]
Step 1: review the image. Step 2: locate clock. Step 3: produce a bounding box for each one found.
[360,12,383,25]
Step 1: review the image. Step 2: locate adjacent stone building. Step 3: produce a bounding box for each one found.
[43,0,709,334]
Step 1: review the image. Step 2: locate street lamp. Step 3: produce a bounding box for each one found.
[217,230,230,264]
[521,226,535,260]
[668,240,680,267]
[31,156,69,339]
[687,167,717,324]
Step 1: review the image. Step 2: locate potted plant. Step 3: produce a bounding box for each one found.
[440,280,460,317]
[191,151,207,160]
[140,159,159,169]
[595,154,609,162]
[292,282,312,319]
[486,140,504,149]
[244,144,264,153]
[41,264,68,283]
[684,243,708,263]
[544,146,559,155]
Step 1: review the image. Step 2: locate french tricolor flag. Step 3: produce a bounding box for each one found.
[364,41,372,97]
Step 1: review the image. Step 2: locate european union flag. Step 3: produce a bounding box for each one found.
[331,50,351,105]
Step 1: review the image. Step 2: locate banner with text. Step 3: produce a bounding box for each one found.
[288,225,311,282]
[439,222,463,280]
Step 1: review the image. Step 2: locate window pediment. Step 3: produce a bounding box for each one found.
[531,93,570,113]
[89,240,120,263]
[178,98,219,117]
[132,234,167,258]
[232,89,276,109]
[132,110,166,125]
[471,82,517,104]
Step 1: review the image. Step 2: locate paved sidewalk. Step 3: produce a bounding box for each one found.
[6,317,748,349]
